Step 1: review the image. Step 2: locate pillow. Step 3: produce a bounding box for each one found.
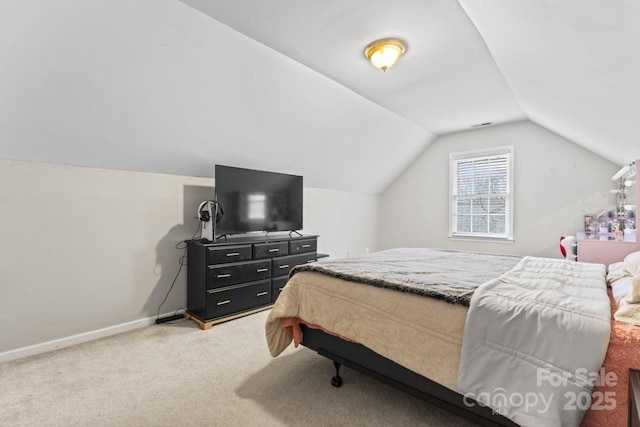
[611,277,634,304]
[629,276,640,304]
[613,272,640,326]
[623,250,640,277]
[607,261,630,285]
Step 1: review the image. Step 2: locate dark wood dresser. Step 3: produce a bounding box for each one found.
[186,234,318,329]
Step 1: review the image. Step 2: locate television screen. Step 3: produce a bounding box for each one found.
[215,165,303,235]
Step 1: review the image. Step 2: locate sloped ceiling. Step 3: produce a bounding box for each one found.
[181,0,525,134]
[1,0,638,194]
[0,0,431,194]
[459,0,640,166]
[182,0,640,166]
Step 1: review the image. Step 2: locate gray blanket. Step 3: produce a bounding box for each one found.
[457,256,610,426]
[291,248,521,306]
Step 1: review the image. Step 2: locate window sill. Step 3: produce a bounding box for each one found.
[449,235,514,243]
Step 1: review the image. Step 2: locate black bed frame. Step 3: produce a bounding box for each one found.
[300,324,519,427]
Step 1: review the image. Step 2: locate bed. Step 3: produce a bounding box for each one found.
[265,248,635,427]
[581,258,640,427]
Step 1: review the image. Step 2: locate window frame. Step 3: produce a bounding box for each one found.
[449,146,514,242]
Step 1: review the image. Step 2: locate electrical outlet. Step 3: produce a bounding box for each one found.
[365,247,370,254]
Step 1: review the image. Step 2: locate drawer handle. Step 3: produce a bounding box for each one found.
[257,268,269,273]
[216,300,231,306]
[306,260,315,263]
[301,244,311,248]
[278,287,284,291]
[226,252,240,257]
[217,273,231,278]
[256,291,268,297]
[279,264,289,269]
[268,248,280,252]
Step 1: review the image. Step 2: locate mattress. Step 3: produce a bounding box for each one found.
[266,270,468,390]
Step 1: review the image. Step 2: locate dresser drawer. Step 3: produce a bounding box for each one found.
[289,238,317,254]
[206,244,252,265]
[206,279,271,319]
[271,276,289,302]
[272,253,317,276]
[207,259,271,289]
[253,241,289,259]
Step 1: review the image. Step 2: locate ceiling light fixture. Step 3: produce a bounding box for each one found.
[364,38,406,72]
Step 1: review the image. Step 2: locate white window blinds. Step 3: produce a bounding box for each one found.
[450,147,513,240]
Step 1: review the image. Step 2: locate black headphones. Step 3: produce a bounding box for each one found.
[197,200,224,223]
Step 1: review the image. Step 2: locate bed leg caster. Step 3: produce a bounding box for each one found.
[331,361,343,388]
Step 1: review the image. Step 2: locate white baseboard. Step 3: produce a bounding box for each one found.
[0,313,178,364]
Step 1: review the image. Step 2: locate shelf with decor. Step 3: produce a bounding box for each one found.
[577,160,640,265]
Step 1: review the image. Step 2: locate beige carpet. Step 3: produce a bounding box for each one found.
[0,310,478,426]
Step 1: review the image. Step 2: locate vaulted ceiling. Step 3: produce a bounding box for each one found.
[1,0,638,193]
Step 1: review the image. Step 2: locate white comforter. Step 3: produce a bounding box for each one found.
[457,257,610,427]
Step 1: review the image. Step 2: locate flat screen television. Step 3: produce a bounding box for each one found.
[214,165,303,235]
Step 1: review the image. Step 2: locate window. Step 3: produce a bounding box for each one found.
[450,146,514,241]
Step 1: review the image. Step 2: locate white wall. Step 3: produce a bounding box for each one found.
[379,121,620,258]
[303,187,379,258]
[0,160,378,358]
[0,121,619,359]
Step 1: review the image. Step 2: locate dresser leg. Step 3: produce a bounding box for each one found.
[202,322,213,330]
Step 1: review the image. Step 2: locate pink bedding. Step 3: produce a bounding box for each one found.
[581,289,640,427]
